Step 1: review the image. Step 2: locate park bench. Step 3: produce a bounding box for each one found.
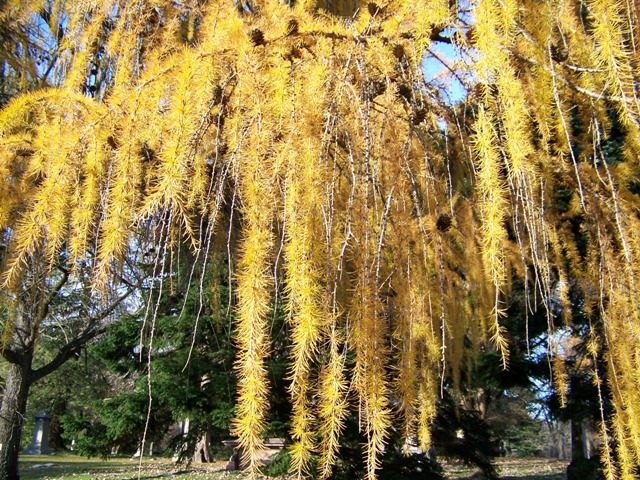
[222,438,288,470]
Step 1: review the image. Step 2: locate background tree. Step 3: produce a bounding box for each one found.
[61,286,292,464]
[1,1,640,480]
[21,332,117,451]
[59,257,240,461]
[0,249,141,478]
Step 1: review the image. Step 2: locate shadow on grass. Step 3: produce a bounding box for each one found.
[497,475,566,480]
[457,469,566,480]
[19,454,235,480]
[19,454,186,480]
[121,471,198,480]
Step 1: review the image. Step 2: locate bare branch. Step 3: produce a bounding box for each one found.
[30,287,135,383]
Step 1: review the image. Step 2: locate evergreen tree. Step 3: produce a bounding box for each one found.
[60,261,239,460]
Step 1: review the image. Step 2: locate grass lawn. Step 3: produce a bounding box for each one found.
[19,454,236,480]
[19,454,568,479]
[444,457,568,479]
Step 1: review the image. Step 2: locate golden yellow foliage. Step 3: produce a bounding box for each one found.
[2,0,640,477]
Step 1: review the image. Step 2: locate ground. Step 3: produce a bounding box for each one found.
[19,454,568,479]
[445,457,568,479]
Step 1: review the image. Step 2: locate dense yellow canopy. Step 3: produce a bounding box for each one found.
[1,0,640,478]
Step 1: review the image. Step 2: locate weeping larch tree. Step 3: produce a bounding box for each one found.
[0,0,639,478]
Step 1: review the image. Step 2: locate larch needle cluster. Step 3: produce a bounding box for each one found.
[1,0,640,478]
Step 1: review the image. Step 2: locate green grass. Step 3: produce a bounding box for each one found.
[19,454,568,479]
[19,454,238,480]
[443,457,568,479]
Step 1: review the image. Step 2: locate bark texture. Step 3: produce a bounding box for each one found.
[0,303,36,480]
[0,268,130,479]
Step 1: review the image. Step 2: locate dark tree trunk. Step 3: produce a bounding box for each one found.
[570,419,584,462]
[0,355,33,480]
[0,264,131,479]
[567,420,604,480]
[48,400,67,451]
[476,388,489,420]
[0,277,48,480]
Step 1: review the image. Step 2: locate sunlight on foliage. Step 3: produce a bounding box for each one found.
[2,0,640,478]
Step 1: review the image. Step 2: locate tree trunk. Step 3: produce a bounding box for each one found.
[0,296,36,480]
[567,420,605,480]
[0,356,33,480]
[0,261,131,479]
[192,430,212,464]
[475,388,489,420]
[570,419,584,462]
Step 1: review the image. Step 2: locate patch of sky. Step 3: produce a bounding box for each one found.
[523,326,574,421]
[422,27,478,106]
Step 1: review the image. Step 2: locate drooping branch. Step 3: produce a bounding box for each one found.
[513,52,628,103]
[1,0,640,478]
